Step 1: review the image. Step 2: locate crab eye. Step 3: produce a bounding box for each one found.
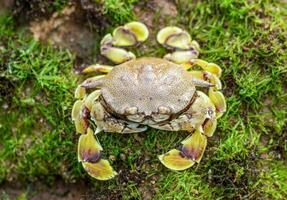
[158,106,171,114]
[125,107,138,115]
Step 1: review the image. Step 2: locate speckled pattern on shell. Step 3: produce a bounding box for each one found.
[101,57,196,115]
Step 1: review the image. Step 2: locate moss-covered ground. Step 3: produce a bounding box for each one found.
[0,0,287,199]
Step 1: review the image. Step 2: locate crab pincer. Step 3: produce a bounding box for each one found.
[157,26,200,64]
[100,22,149,64]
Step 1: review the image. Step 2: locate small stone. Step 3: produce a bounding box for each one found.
[120,153,126,161]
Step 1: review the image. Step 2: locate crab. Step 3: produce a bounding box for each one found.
[72,22,226,180]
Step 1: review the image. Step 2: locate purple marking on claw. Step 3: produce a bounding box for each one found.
[81,149,101,163]
[82,107,90,118]
[181,145,198,161]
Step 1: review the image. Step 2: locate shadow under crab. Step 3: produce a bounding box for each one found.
[72,22,226,180]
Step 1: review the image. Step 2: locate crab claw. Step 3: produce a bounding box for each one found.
[159,129,207,171]
[157,26,195,50]
[208,88,227,118]
[78,128,117,180]
[112,27,137,47]
[125,22,149,41]
[112,21,149,46]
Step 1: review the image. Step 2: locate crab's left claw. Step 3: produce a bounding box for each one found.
[159,129,207,171]
[78,128,117,180]
[157,26,200,64]
[157,27,192,50]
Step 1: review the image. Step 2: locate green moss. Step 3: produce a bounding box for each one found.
[1,0,287,199]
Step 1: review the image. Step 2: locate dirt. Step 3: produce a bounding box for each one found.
[29,3,95,58]
[134,0,178,29]
[1,180,88,200]
[0,0,14,15]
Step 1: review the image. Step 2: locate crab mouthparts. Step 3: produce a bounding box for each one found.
[141,116,156,125]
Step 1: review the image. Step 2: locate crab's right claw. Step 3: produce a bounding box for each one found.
[78,128,117,180]
[100,22,149,64]
[112,21,149,46]
[159,129,207,171]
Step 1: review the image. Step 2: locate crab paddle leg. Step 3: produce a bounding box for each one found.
[72,89,117,180]
[158,129,206,170]
[100,22,149,64]
[158,91,217,170]
[78,127,117,180]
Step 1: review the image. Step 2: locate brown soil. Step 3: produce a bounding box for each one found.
[1,180,88,200]
[29,3,95,58]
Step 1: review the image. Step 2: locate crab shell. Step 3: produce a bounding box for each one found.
[97,58,197,125]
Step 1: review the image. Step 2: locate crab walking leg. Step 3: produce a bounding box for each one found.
[187,70,226,118]
[81,64,113,74]
[156,26,200,64]
[72,74,106,133]
[100,21,149,64]
[186,58,222,78]
[74,75,105,100]
[182,57,226,118]
[72,88,101,134]
[72,88,117,180]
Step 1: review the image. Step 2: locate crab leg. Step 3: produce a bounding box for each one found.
[72,79,118,180]
[186,59,222,78]
[159,129,207,170]
[72,85,148,180]
[77,127,117,180]
[76,99,147,180]
[81,64,113,74]
[157,91,217,170]
[100,21,149,64]
[157,26,226,118]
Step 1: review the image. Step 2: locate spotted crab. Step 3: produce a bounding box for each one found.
[72,22,226,180]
